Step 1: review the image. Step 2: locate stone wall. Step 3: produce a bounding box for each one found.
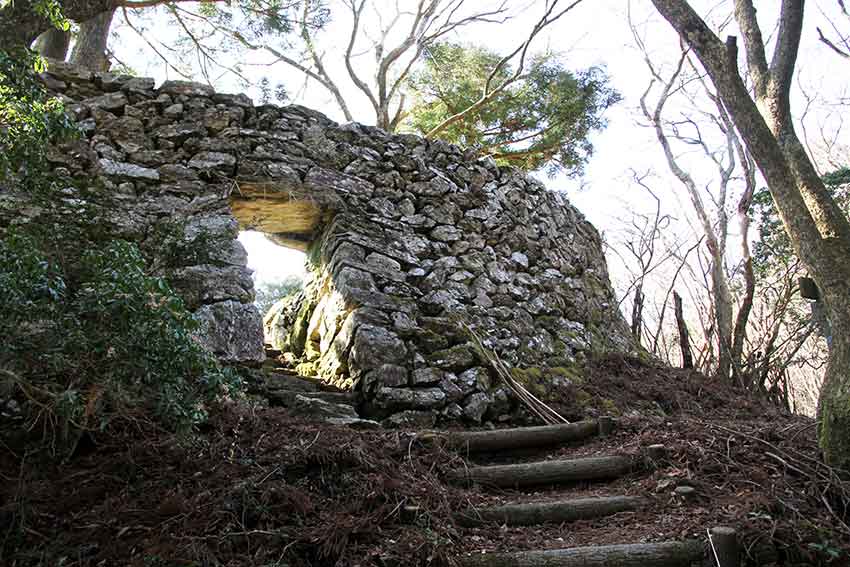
[13,60,634,424]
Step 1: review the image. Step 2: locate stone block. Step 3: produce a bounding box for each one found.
[193,300,265,363]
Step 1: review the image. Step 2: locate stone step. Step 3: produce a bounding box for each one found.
[421,420,602,453]
[267,389,355,407]
[263,371,319,393]
[457,540,704,567]
[447,455,633,488]
[455,495,645,527]
[263,371,345,393]
[289,394,357,420]
[278,394,381,429]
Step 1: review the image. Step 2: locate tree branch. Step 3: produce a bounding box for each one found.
[732,0,769,95]
[424,0,584,139]
[769,0,804,104]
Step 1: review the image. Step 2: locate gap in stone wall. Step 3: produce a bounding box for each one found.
[238,230,308,344]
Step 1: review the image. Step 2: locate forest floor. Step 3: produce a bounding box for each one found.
[1,355,849,566]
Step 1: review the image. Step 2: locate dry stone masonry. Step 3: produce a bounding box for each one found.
[12,60,635,424]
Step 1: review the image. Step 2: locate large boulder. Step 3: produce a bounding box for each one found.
[194,300,265,364]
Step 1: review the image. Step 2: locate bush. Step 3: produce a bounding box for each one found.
[254,275,304,317]
[0,233,242,455]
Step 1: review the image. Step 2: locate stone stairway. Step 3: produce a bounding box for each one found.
[258,348,378,428]
[257,346,725,565]
[428,419,710,567]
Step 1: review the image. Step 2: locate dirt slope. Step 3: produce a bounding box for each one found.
[1,356,847,566]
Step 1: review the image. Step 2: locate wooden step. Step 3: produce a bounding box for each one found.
[458,540,703,567]
[455,495,644,527]
[423,420,601,453]
[267,389,355,407]
[447,455,633,488]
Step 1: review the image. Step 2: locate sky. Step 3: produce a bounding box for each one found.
[106,0,849,291]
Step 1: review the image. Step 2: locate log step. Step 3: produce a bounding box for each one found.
[447,455,633,488]
[456,495,644,527]
[424,420,601,453]
[458,540,703,567]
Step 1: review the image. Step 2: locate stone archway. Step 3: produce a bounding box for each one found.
[32,61,635,423]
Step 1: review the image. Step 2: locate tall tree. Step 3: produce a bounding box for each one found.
[633,31,757,384]
[32,26,71,59]
[2,0,126,51]
[650,0,850,466]
[69,8,115,70]
[257,0,586,137]
[404,42,619,175]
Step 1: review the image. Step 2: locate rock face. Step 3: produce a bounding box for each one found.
[14,60,634,422]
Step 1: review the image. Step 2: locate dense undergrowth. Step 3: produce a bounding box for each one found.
[0,47,241,459]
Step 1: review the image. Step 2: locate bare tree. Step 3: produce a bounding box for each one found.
[816,0,850,60]
[650,0,850,466]
[633,19,757,383]
[257,0,587,132]
[673,290,694,368]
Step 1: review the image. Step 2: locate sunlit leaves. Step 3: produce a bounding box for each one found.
[0,48,75,185]
[404,42,620,176]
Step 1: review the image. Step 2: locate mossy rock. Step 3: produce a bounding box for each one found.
[417,329,450,353]
[509,366,547,398]
[549,365,584,384]
[428,343,477,371]
[574,389,593,407]
[599,397,620,416]
[295,361,318,377]
[288,296,318,356]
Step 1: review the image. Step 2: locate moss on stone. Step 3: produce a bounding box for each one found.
[295,361,318,377]
[288,296,318,356]
[549,365,584,384]
[418,329,449,353]
[509,366,547,398]
[819,394,850,469]
[598,397,620,416]
[305,236,324,268]
[427,343,477,371]
[574,389,593,407]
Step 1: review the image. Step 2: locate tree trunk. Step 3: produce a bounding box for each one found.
[32,27,70,60]
[673,291,694,369]
[649,0,850,467]
[69,8,114,71]
[631,283,644,343]
[710,247,734,380]
[0,0,117,52]
[817,283,850,464]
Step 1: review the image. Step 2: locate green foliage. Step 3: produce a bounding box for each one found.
[0,234,241,453]
[404,42,620,176]
[0,48,240,456]
[254,275,303,317]
[0,48,74,185]
[752,167,850,277]
[32,0,70,31]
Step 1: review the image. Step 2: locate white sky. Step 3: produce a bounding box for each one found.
[108,0,849,289]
